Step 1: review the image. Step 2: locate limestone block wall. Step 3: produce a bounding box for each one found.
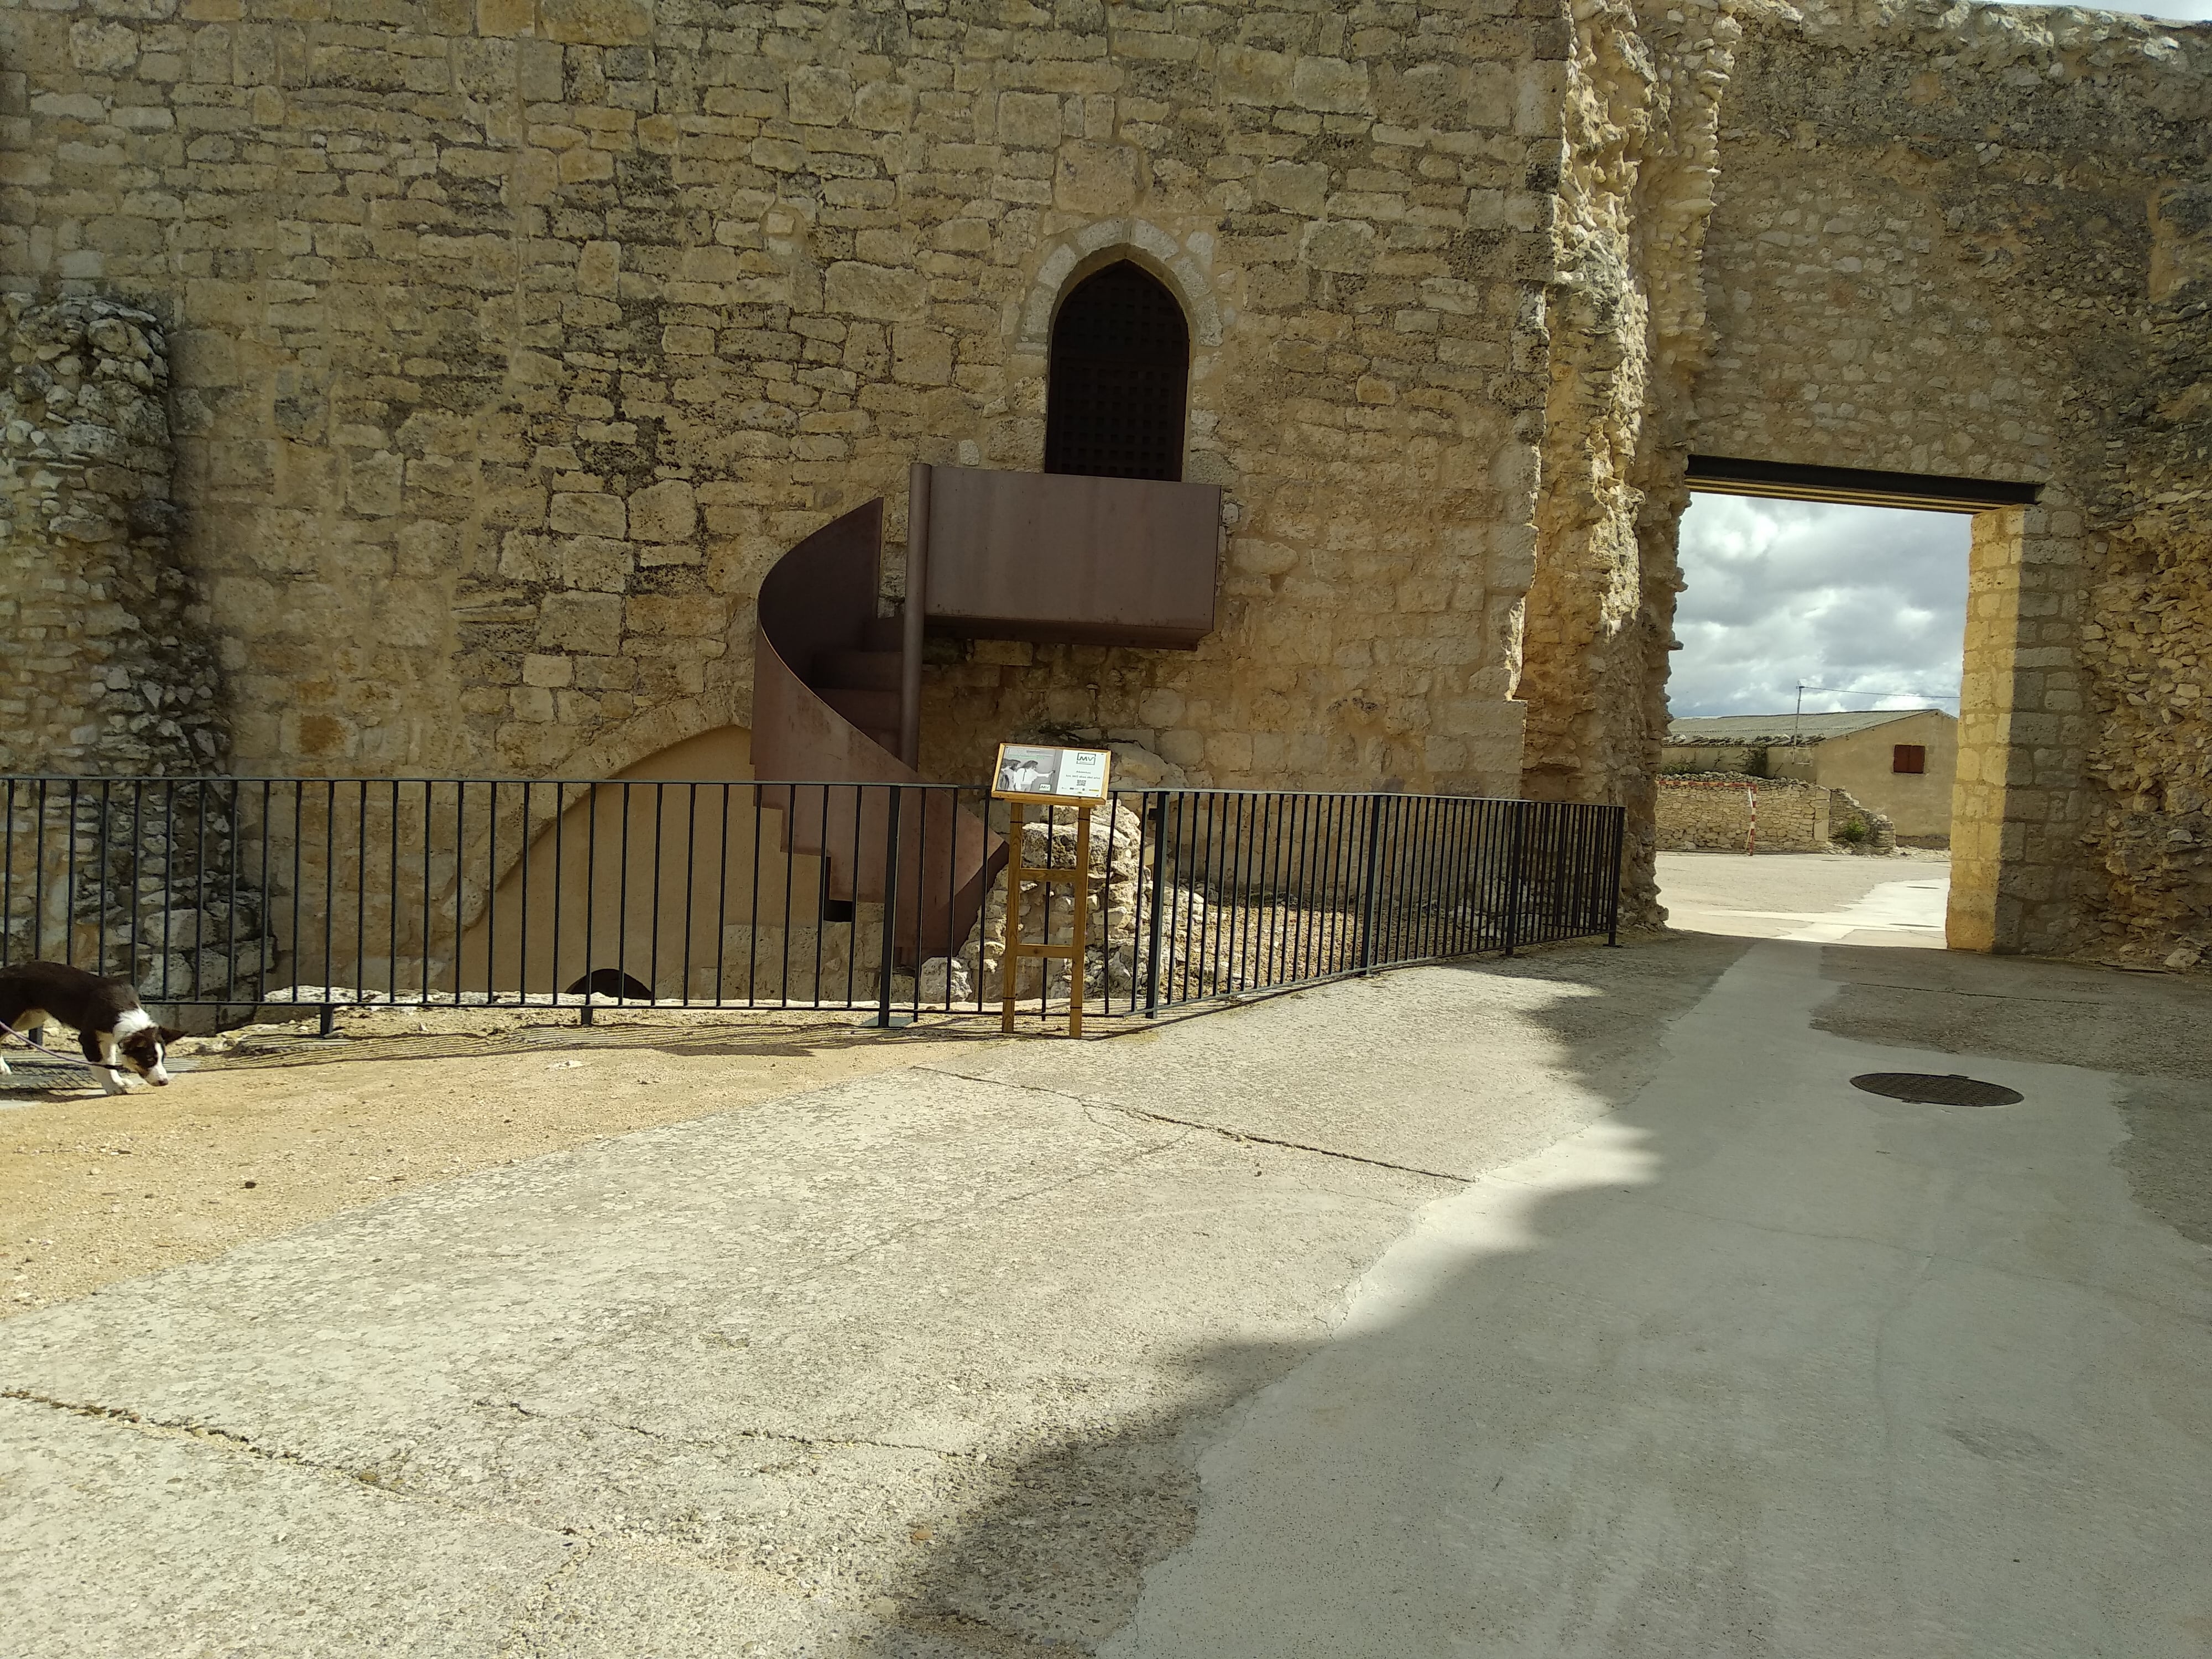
[1,0,1579,799]
[1660,740,1817,781]
[1655,776,1827,854]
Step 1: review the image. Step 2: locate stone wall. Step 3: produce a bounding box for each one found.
[0,296,219,775]
[1655,775,1827,854]
[1524,0,2211,960]
[2,0,1573,799]
[1660,741,1815,781]
[0,297,265,1016]
[5,0,2209,969]
[1519,0,1735,933]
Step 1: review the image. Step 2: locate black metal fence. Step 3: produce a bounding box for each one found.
[1,775,1622,1030]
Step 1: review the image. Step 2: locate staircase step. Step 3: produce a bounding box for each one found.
[818,686,901,732]
[813,649,902,692]
[859,614,904,653]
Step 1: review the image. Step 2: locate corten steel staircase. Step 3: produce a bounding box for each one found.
[752,497,1001,969]
[753,464,1223,972]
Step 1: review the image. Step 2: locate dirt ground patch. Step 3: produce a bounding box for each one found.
[3,1005,1007,1316]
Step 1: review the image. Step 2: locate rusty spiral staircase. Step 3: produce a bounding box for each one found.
[752,461,1222,974]
[751,494,1001,971]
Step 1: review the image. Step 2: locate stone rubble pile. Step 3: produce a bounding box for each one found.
[919,804,1217,1008]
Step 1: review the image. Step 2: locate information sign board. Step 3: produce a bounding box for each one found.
[992,743,1112,806]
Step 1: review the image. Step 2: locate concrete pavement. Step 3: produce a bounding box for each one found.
[1103,938,2212,1657]
[1657,850,1951,947]
[4,890,2210,1655]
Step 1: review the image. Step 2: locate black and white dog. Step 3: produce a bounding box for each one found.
[0,962,179,1093]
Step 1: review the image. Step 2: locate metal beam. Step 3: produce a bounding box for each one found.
[1686,455,2044,514]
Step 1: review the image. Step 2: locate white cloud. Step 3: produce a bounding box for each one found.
[1670,494,1970,719]
[2006,0,2212,16]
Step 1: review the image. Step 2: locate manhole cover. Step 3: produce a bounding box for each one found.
[1850,1072,2022,1108]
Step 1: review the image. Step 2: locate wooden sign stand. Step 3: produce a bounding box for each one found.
[991,741,1110,1040]
[1000,800,1092,1038]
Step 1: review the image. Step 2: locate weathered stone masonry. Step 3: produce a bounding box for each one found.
[2,0,1569,801]
[4,0,2209,967]
[0,295,218,774]
[1524,0,2211,962]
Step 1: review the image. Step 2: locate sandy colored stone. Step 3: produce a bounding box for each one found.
[1,0,2205,971]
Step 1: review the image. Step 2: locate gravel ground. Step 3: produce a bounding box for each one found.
[3,1005,1004,1316]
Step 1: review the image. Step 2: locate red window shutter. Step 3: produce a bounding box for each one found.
[1893,744,1926,775]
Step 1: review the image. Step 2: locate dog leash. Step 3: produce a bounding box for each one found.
[0,1017,127,1078]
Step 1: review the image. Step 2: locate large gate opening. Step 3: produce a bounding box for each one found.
[1658,457,2042,951]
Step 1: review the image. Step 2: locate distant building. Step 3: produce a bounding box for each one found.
[1662,711,1959,844]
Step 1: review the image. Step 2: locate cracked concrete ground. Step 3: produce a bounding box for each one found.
[3,875,2210,1656]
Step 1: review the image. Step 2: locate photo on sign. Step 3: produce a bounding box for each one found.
[995,745,1061,796]
[993,743,1112,802]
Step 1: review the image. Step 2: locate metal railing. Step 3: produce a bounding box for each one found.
[1,775,1623,1030]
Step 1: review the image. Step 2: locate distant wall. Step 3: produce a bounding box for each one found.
[1655,776,1828,854]
[1660,742,1815,782]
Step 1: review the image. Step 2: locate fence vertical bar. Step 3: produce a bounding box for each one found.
[93,781,112,979]
[1605,805,1624,945]
[1355,793,1384,975]
[519,781,533,1005]
[128,781,145,985]
[867,783,894,1026]
[712,782,732,1006]
[448,780,463,1008]
[550,782,567,1008]
[416,781,430,1005]
[581,782,599,1024]
[385,781,399,1006]
[1503,799,1528,957]
[747,786,763,1008]
[614,781,632,1007]
[2,780,15,966]
[1142,791,1167,1018]
[352,781,367,1004]
[486,778,500,1001]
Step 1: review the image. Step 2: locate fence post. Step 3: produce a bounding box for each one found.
[1606,807,1624,946]
[1143,790,1167,1018]
[1503,800,1529,957]
[1356,792,1385,975]
[875,784,903,1030]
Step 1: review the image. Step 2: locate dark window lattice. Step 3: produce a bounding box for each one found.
[1044,262,1191,482]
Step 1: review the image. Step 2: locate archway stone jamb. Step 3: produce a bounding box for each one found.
[1015,217,1223,357]
[1946,494,2091,956]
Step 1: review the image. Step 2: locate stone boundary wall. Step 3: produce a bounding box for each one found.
[1655,775,1826,854]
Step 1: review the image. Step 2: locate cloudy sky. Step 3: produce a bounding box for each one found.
[2040,0,2212,13]
[1669,495,1972,719]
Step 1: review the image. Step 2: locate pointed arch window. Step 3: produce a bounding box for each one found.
[1043,261,1190,482]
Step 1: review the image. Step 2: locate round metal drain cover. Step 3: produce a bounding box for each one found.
[1850,1072,2022,1108]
